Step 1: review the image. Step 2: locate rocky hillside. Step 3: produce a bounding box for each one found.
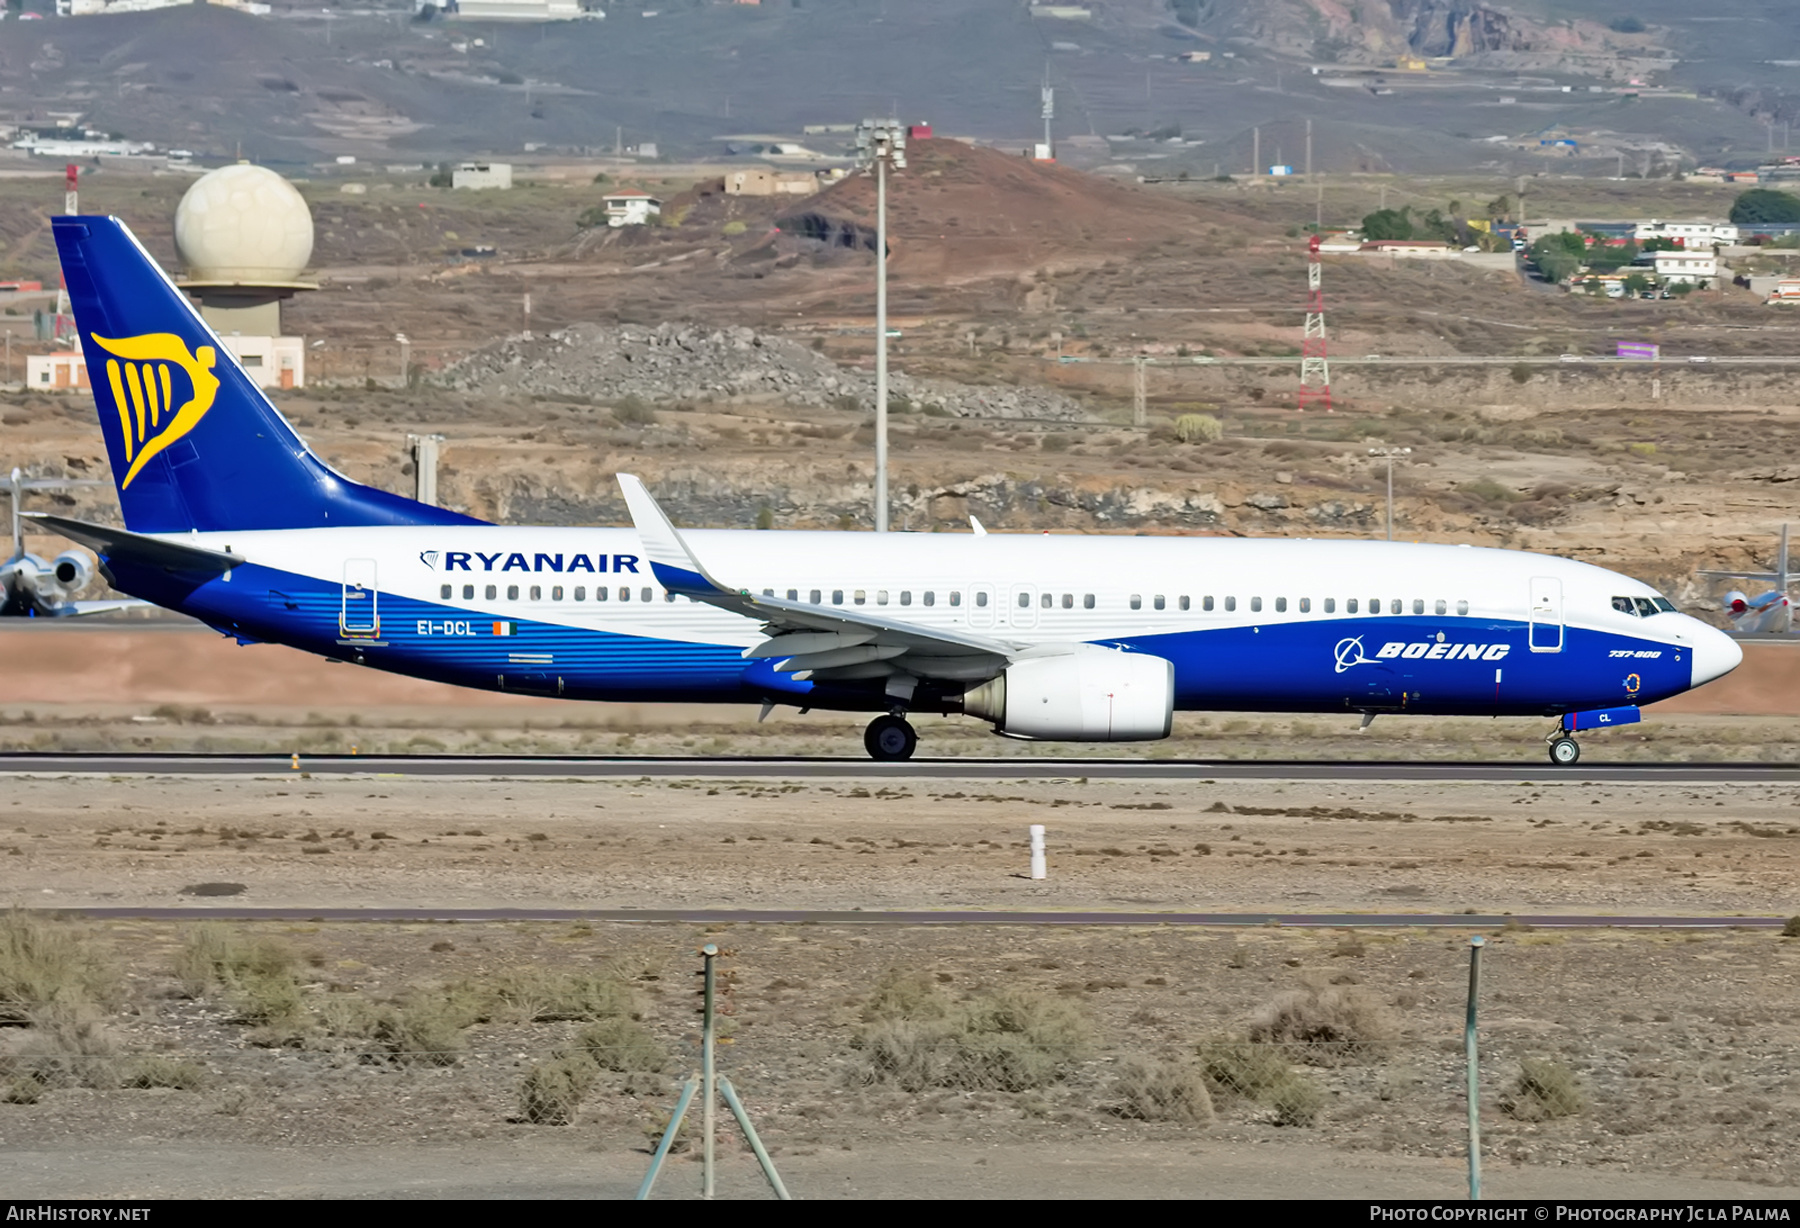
[441,323,1091,422]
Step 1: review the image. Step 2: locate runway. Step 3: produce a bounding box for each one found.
[32,906,1786,929]
[3,751,1798,783]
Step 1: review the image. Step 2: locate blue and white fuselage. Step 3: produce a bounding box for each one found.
[121,525,1733,717]
[40,215,1743,763]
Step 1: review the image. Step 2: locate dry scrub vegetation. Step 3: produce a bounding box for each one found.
[1,918,1796,1190]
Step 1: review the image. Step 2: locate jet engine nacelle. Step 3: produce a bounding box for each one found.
[962,645,1173,741]
[49,549,94,597]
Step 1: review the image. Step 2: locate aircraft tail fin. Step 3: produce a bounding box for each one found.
[52,215,482,534]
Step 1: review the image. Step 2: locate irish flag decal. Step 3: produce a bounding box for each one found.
[492,621,517,636]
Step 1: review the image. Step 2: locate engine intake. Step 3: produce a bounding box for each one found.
[962,646,1173,741]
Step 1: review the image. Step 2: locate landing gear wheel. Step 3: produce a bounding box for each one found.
[1548,737,1581,766]
[864,714,918,762]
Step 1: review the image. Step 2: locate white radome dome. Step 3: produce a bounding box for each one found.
[174,163,313,284]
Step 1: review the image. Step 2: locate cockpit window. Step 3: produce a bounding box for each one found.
[1612,596,1637,616]
[1616,594,1677,617]
[1653,597,1676,613]
[1633,597,1659,618]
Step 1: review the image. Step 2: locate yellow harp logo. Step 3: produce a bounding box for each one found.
[91,333,221,490]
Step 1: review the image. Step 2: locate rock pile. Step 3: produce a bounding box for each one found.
[439,322,1089,422]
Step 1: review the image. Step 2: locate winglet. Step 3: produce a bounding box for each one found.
[617,474,728,598]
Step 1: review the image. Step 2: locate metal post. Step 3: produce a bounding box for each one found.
[1029,824,1046,880]
[719,1076,792,1200]
[875,155,889,533]
[634,1074,699,1200]
[396,333,409,390]
[1253,126,1260,178]
[1465,935,1485,1201]
[1368,446,1410,542]
[1132,356,1146,427]
[701,942,717,1199]
[1386,457,1394,542]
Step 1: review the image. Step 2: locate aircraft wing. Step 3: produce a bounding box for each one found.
[618,475,1013,684]
[53,600,153,617]
[22,513,243,574]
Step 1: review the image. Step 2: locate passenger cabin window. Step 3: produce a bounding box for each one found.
[1275,597,1287,613]
[1323,598,1334,613]
[1130,594,1142,610]
[1084,594,1096,609]
[1179,596,1190,611]
[832,590,844,605]
[619,587,631,602]
[1346,598,1357,614]
[1062,593,1073,609]
[1434,599,1446,615]
[924,592,936,607]
[1412,599,1424,615]
[574,587,586,601]
[1203,596,1215,612]
[1153,595,1165,611]
[787,589,798,601]
[1456,600,1469,615]
[642,587,653,603]
[486,585,497,600]
[900,591,912,606]
[440,584,452,599]
[1250,597,1263,613]
[1389,599,1402,615]
[1019,592,1031,609]
[596,587,608,602]
[854,590,867,606]
[1224,596,1237,612]
[464,585,475,600]
[877,591,888,606]
[665,591,676,603]
[529,586,542,601]
[1040,593,1052,609]
[810,589,822,604]
[551,586,563,601]
[1299,597,1311,613]
[507,585,520,601]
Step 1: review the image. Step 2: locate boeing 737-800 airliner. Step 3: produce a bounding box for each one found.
[34,216,1743,763]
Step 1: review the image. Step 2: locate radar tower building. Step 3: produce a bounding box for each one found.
[173,163,316,389]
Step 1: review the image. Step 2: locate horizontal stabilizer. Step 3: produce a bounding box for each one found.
[24,513,242,574]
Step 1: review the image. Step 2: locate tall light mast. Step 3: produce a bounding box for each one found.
[855,118,907,532]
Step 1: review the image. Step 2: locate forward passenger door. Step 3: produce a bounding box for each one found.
[1528,577,1563,653]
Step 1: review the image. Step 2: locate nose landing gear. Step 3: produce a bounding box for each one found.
[864,713,918,762]
[1547,734,1581,766]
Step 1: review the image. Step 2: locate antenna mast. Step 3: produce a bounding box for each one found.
[1298,234,1332,412]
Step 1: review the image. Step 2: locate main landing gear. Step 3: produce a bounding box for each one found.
[864,713,918,762]
[1547,735,1581,766]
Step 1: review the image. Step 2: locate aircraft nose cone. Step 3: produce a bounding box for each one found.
[1690,626,1744,690]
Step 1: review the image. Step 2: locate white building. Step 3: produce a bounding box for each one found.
[1642,248,1719,285]
[602,190,662,226]
[218,335,306,390]
[724,167,818,197]
[452,162,513,190]
[26,352,89,392]
[443,0,586,19]
[1634,219,1739,248]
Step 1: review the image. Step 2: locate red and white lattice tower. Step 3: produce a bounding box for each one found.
[1297,233,1332,413]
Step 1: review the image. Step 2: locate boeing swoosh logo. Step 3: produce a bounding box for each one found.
[1334,636,1374,674]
